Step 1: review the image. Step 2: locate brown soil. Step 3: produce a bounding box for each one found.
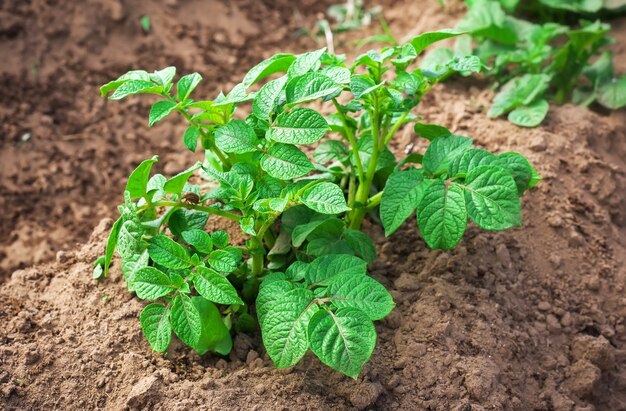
[1,0,626,410]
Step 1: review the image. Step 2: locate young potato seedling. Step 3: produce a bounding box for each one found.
[95,28,539,378]
[433,0,626,127]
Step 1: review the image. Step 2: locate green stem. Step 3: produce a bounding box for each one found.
[332,99,364,182]
[384,111,409,145]
[251,250,264,277]
[141,201,241,221]
[365,191,382,209]
[349,102,381,229]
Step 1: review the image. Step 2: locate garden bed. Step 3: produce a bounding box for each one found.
[1,0,625,410]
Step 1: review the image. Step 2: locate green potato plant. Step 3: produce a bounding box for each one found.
[434,0,626,127]
[95,29,539,378]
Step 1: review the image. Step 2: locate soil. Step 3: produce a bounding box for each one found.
[1,0,626,410]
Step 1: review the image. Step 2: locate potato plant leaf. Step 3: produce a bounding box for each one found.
[260,143,314,180]
[140,303,172,352]
[148,235,192,270]
[308,308,376,379]
[270,108,328,145]
[194,266,243,305]
[171,293,202,348]
[260,288,318,368]
[417,180,467,250]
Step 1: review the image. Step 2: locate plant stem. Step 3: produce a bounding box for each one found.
[349,101,381,229]
[365,191,382,209]
[384,111,408,145]
[251,249,264,277]
[332,99,364,182]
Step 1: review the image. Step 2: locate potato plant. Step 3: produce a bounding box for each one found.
[94,29,539,378]
[436,0,626,127]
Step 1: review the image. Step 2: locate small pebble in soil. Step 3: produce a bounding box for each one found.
[546,314,561,333]
[215,359,228,370]
[495,243,512,268]
[348,382,383,410]
[537,301,551,311]
[529,133,547,152]
[254,383,266,395]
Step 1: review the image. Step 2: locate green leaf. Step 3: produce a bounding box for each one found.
[449,55,482,73]
[498,152,535,195]
[116,220,145,259]
[256,280,296,325]
[597,76,626,110]
[171,293,202,348]
[253,76,288,120]
[122,250,149,291]
[288,48,326,78]
[140,303,172,352]
[489,74,550,118]
[148,100,177,127]
[508,99,549,127]
[286,73,343,105]
[169,210,208,237]
[100,70,150,96]
[448,148,499,177]
[417,180,467,250]
[455,165,522,230]
[413,123,451,141]
[343,229,377,264]
[292,216,343,247]
[183,126,199,152]
[538,0,602,12]
[380,168,426,236]
[243,53,296,87]
[126,155,158,199]
[301,182,349,214]
[177,73,202,101]
[260,143,314,180]
[306,254,367,285]
[422,135,473,175]
[93,256,105,280]
[214,120,259,154]
[110,80,162,100]
[327,274,395,320]
[308,307,376,379]
[148,235,192,269]
[181,229,213,253]
[261,288,318,368]
[208,249,240,273]
[194,266,243,305]
[133,266,175,300]
[269,108,328,145]
[313,140,349,164]
[191,297,232,355]
[104,217,123,277]
[322,66,351,84]
[410,28,466,55]
[350,75,383,99]
[211,230,230,248]
[163,162,201,195]
[151,67,176,87]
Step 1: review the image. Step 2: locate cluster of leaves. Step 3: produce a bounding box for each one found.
[432,0,626,127]
[469,0,626,13]
[95,29,538,377]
